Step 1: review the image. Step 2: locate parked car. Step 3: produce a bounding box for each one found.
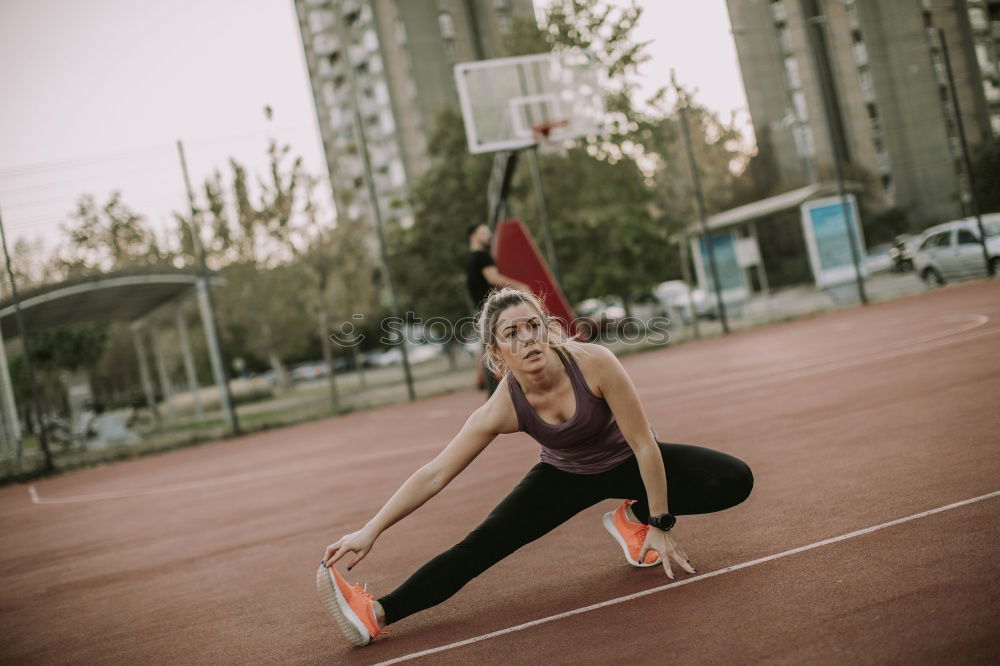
[364,343,444,367]
[653,280,712,324]
[574,297,625,341]
[913,214,1000,286]
[291,361,328,382]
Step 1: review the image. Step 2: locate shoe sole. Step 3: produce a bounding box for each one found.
[602,511,661,567]
[315,566,372,647]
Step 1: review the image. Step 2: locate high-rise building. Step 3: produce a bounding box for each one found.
[727,0,1000,226]
[293,0,535,230]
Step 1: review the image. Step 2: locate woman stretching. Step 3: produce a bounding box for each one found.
[318,288,753,646]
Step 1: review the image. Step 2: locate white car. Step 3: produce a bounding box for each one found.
[913,215,1000,286]
[653,280,711,324]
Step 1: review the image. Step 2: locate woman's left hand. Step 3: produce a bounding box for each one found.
[638,527,698,579]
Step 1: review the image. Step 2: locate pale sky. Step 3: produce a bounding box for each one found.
[0,0,748,252]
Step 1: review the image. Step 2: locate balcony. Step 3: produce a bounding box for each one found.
[770,1,787,23]
[853,42,868,66]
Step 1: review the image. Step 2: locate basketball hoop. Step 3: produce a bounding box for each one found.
[532,119,571,156]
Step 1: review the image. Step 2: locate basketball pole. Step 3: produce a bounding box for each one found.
[673,72,729,335]
[938,29,992,277]
[526,145,564,293]
[800,1,867,305]
[332,6,416,402]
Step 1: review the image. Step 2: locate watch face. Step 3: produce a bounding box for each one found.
[652,514,676,530]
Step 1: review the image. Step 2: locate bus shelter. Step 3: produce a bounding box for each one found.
[684,181,865,311]
[0,267,234,453]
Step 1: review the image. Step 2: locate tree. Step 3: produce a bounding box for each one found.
[519,146,666,312]
[59,192,170,275]
[176,132,315,390]
[504,0,650,157]
[391,109,494,321]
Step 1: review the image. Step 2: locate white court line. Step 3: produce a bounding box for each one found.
[374,489,1000,665]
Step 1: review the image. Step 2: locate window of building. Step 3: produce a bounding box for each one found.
[875,149,891,174]
[770,0,787,24]
[313,33,337,55]
[308,9,335,34]
[438,11,455,38]
[985,80,1000,102]
[777,24,792,54]
[866,102,878,119]
[969,7,987,31]
[859,67,875,101]
[975,43,992,69]
[792,90,808,121]
[784,56,801,89]
[991,113,1000,137]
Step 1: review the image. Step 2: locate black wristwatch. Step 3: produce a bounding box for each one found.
[648,512,676,531]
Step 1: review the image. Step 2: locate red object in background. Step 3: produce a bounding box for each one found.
[492,218,578,337]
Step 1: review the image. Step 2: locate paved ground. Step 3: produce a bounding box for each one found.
[1,278,997,664]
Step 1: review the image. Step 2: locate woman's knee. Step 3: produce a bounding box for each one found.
[725,458,754,506]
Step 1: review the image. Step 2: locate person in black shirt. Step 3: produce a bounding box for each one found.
[466,223,528,395]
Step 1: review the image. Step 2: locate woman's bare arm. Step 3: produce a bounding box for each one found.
[323,376,519,568]
[588,343,696,578]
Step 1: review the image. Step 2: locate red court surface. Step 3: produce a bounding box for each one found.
[2,280,998,664]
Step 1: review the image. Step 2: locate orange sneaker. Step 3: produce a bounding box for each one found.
[315,565,389,646]
[602,500,661,567]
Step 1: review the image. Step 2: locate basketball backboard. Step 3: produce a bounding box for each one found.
[454,50,606,154]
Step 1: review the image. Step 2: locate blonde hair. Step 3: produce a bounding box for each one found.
[475,287,586,377]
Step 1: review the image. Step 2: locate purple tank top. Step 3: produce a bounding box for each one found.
[507,346,643,474]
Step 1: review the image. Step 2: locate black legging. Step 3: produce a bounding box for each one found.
[377,442,753,624]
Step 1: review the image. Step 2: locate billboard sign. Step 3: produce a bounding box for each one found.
[800,195,867,287]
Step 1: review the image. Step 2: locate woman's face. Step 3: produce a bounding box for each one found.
[491,303,550,372]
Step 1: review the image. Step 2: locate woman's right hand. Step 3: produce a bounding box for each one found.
[322,527,377,570]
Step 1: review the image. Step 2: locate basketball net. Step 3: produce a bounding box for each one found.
[531,119,571,157]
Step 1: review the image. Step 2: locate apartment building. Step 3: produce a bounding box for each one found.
[727,0,999,226]
[293,0,535,230]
